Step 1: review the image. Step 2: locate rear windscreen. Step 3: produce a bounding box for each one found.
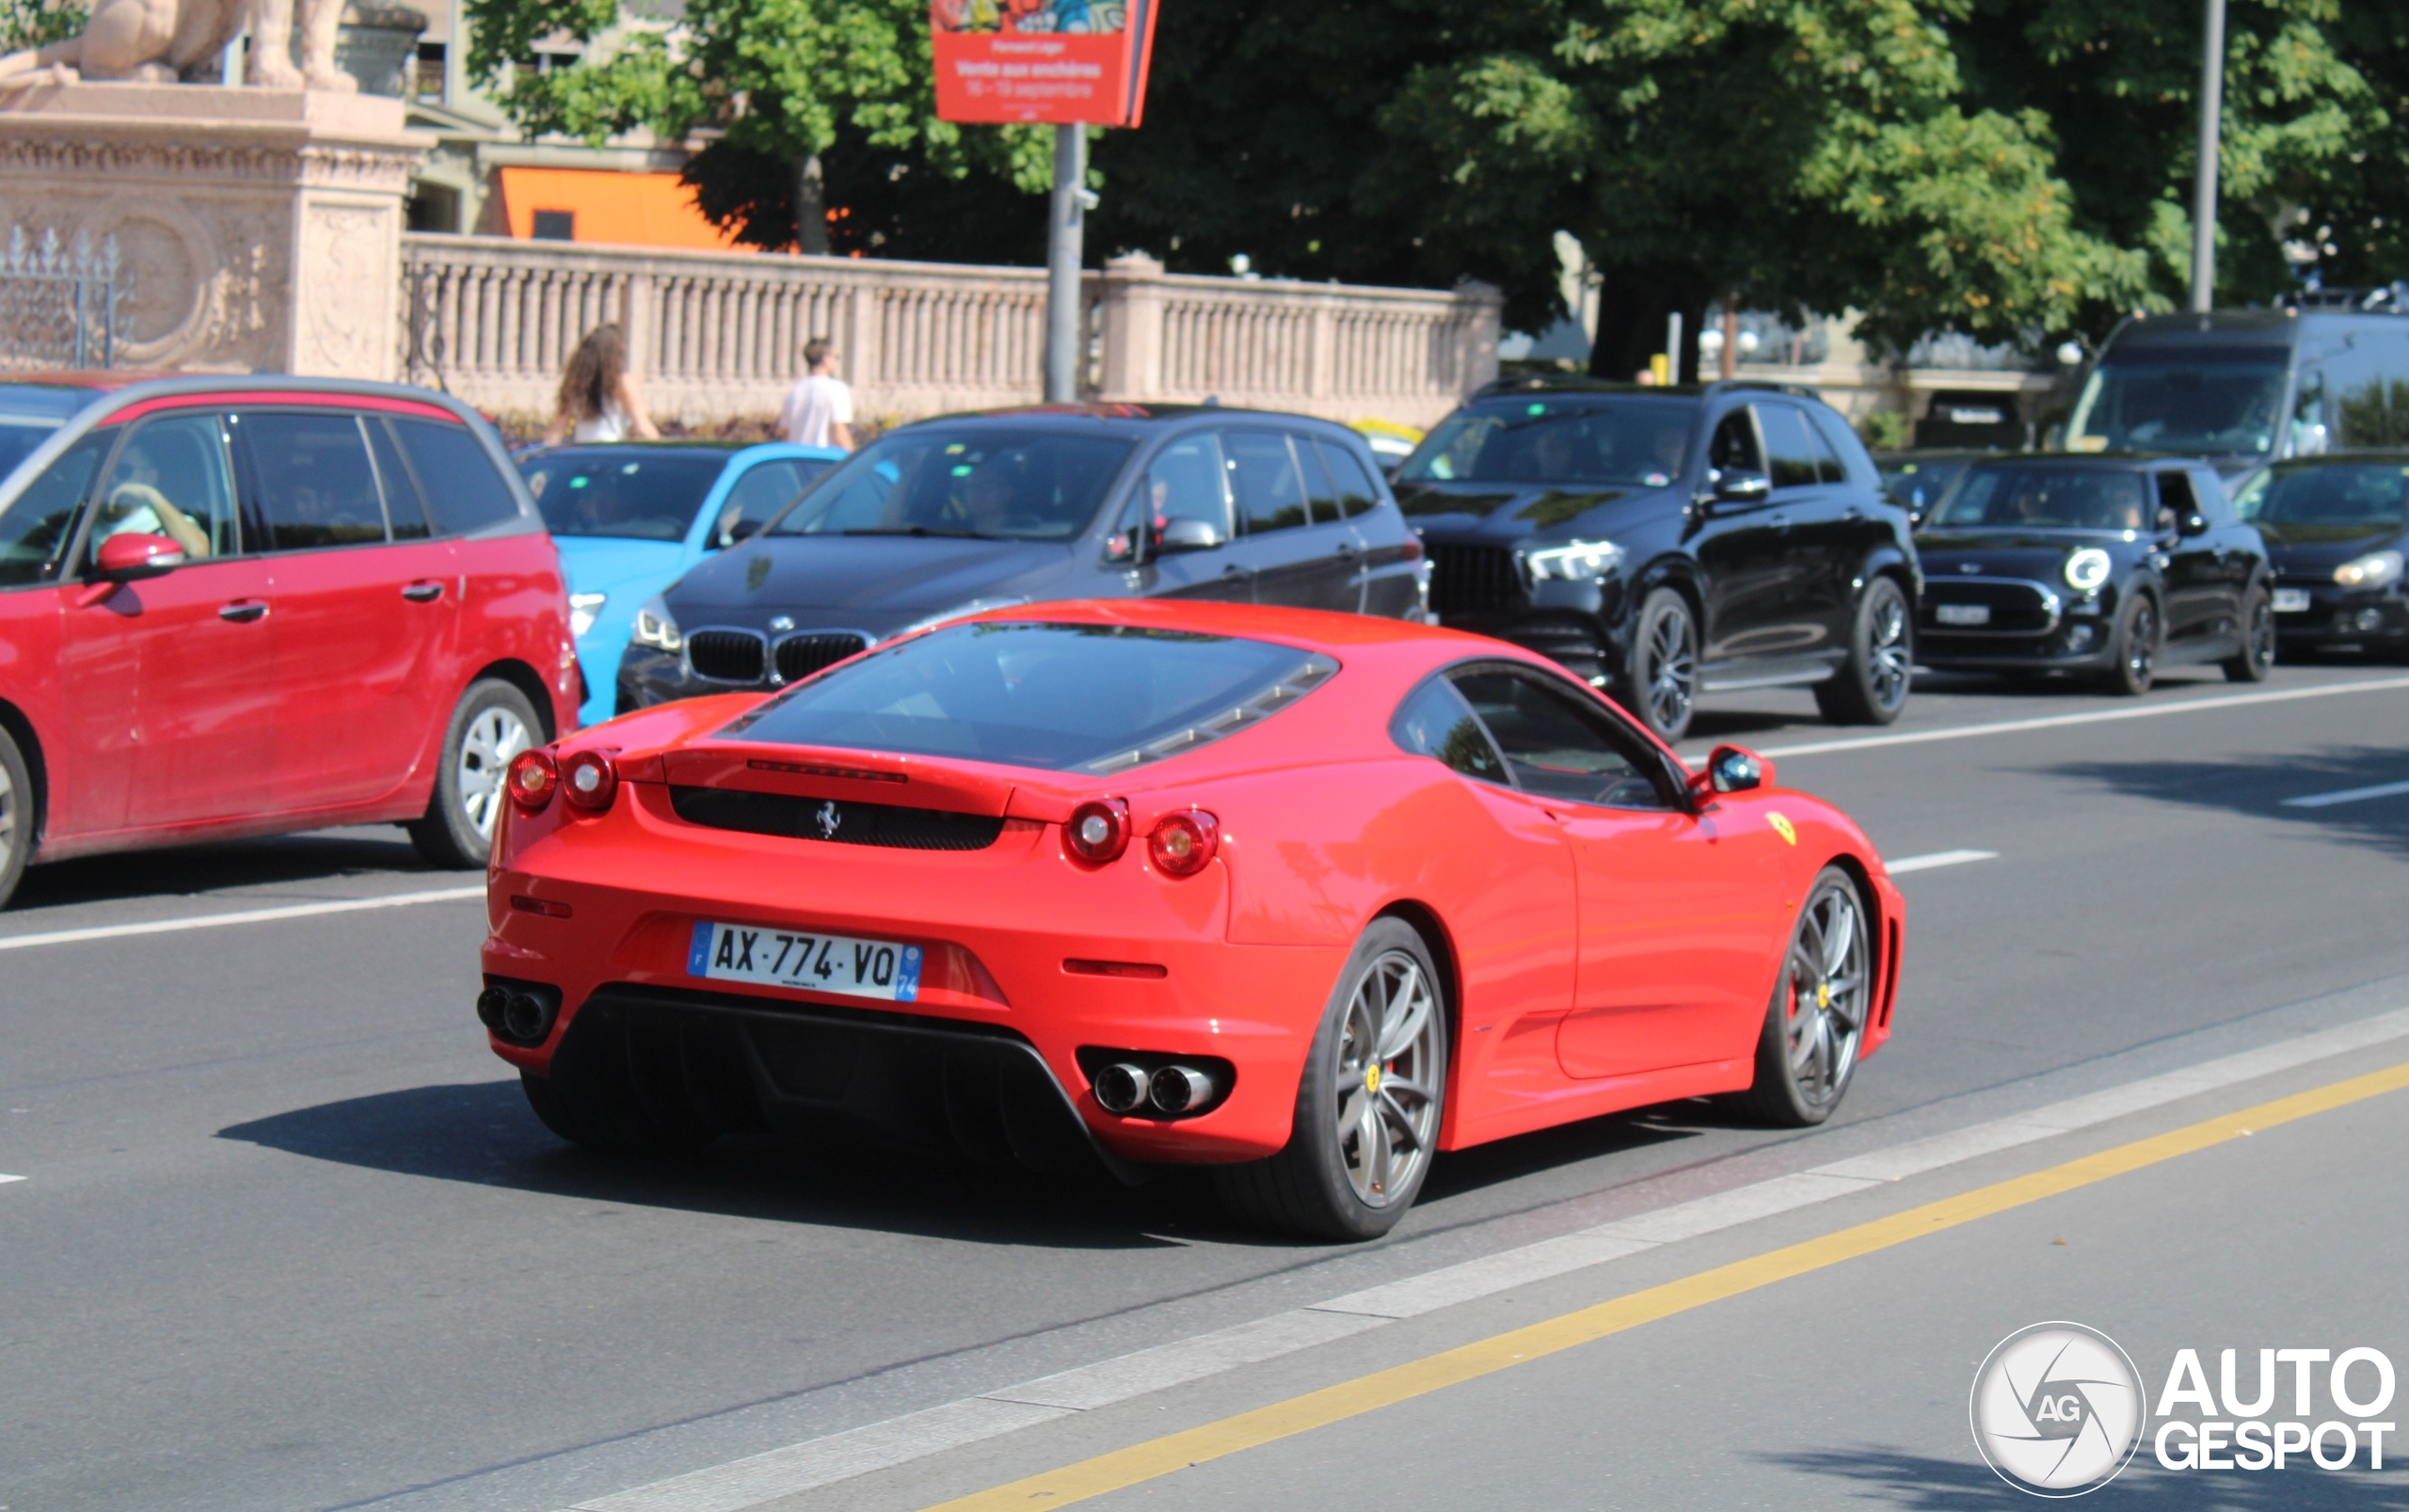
[721,621,1338,772]
[521,450,728,540]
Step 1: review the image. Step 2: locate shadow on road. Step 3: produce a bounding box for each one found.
[1760,1446,2409,1508]
[218,1079,1213,1250]
[12,825,446,911]
[2046,744,2409,858]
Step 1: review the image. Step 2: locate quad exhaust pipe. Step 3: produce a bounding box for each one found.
[1092,1060,1219,1117]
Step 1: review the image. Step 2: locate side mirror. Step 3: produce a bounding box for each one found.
[721,517,763,547]
[2178,510,2210,537]
[1710,470,1772,508]
[94,532,185,581]
[1688,743,1774,804]
[1154,517,1226,553]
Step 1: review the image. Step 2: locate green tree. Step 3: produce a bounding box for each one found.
[0,0,81,54]
[461,0,1053,256]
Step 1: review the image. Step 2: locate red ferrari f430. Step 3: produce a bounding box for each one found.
[481,601,1903,1239]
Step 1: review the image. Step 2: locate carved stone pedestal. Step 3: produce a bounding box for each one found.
[0,83,425,378]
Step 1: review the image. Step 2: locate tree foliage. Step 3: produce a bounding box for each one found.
[0,0,81,54]
[460,0,1052,256]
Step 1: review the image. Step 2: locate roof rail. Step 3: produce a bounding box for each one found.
[2277,282,2409,312]
[1701,378,1824,402]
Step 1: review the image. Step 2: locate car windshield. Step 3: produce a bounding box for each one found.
[0,416,61,488]
[2240,462,2409,526]
[2066,357,2289,455]
[1878,456,1970,510]
[720,621,1338,772]
[521,450,732,540]
[1930,467,2153,532]
[770,430,1134,542]
[1396,397,1698,488]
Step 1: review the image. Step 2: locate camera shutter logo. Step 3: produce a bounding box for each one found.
[1970,1322,2146,1496]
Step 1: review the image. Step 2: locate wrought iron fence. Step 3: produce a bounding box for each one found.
[0,226,130,372]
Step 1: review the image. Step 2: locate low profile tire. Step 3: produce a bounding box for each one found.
[1813,575,1913,725]
[520,1012,712,1154]
[2097,592,2160,697]
[1215,918,1449,1242]
[1743,867,1873,1127]
[1615,587,1700,744]
[2224,586,2275,683]
[410,678,543,867]
[0,724,30,912]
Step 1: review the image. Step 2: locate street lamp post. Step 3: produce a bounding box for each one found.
[2190,0,2226,314]
[1043,124,1088,403]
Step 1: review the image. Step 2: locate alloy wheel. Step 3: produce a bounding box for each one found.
[1332,947,1444,1207]
[2247,597,2274,671]
[1643,606,1699,735]
[458,706,533,839]
[1867,590,1912,709]
[1779,879,1869,1109]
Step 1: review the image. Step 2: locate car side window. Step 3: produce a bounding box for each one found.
[1294,435,1339,523]
[1391,676,1508,785]
[1141,433,1235,541]
[1807,406,1867,485]
[715,458,824,548]
[364,417,432,540]
[0,428,109,586]
[2157,470,2201,527]
[237,410,388,551]
[1223,429,1312,534]
[1450,667,1671,809]
[1801,412,1847,484]
[1756,405,1824,491]
[91,412,239,565]
[389,418,521,536]
[1708,408,1764,477]
[1317,440,1384,517]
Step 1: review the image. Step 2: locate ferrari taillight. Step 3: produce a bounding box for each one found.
[507,749,558,813]
[1147,809,1220,878]
[561,749,618,812]
[1065,798,1130,863]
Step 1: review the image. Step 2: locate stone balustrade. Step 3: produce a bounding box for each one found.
[398,236,1500,428]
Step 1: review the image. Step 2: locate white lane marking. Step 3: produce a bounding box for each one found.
[1884,849,1998,874]
[1751,676,2409,759]
[565,1002,2409,1512]
[0,1174,24,1186]
[0,886,485,953]
[2284,778,2409,809]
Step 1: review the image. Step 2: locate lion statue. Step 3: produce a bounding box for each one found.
[0,0,354,92]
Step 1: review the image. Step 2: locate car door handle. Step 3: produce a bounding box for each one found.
[1221,562,1249,578]
[218,599,268,624]
[1770,514,1791,531]
[401,581,445,602]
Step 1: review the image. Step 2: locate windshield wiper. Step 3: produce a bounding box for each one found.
[840,527,1003,540]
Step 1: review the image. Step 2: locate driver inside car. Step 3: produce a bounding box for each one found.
[92,437,212,563]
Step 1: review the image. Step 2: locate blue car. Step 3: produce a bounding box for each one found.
[519,441,845,724]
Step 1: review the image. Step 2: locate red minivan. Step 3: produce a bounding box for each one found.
[0,375,580,908]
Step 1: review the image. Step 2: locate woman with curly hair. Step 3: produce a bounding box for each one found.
[544,324,661,445]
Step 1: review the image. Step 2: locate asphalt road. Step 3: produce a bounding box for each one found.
[5,657,2408,1511]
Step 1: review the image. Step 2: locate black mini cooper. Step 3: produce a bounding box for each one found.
[1915,455,2274,693]
[1396,377,1922,742]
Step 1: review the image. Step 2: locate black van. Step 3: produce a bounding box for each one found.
[2065,305,2409,477]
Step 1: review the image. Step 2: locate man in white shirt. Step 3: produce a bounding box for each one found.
[779,337,855,450]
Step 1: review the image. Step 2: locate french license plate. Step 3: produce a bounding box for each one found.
[2273,588,2312,613]
[688,919,921,1002]
[1936,603,1991,627]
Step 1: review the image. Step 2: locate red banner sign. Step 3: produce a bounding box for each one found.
[931,0,1159,127]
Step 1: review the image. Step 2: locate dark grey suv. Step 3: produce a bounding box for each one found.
[615,405,1426,710]
[1396,377,1922,742]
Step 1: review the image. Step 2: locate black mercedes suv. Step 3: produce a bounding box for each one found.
[1396,377,1922,741]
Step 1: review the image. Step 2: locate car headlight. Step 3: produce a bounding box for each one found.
[1521,539,1626,583]
[894,597,1029,639]
[568,591,607,640]
[2334,550,2404,590]
[2063,548,2112,593]
[630,595,682,653]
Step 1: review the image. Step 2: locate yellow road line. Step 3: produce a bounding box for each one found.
[921,1057,2409,1511]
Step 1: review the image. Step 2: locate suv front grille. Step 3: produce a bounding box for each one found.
[1428,544,1522,616]
[688,629,767,682]
[775,632,869,684]
[669,787,1006,851]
